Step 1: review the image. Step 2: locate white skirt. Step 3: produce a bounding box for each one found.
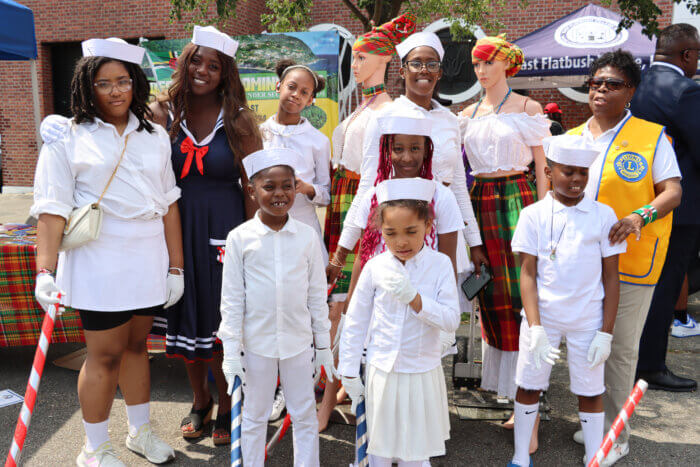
[57,216,168,311]
[365,364,450,461]
[480,342,518,399]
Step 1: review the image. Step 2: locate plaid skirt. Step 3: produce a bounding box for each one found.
[471,174,536,352]
[324,167,360,298]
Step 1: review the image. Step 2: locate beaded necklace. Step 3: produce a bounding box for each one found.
[362,83,386,98]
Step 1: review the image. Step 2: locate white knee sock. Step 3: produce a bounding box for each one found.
[512,401,539,466]
[580,411,604,462]
[126,402,150,436]
[83,419,110,452]
[369,454,392,467]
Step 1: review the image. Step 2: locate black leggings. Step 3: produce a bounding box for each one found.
[78,305,162,331]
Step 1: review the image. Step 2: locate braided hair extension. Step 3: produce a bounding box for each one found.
[358,134,437,267]
[70,56,154,132]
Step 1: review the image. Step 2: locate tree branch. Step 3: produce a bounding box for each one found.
[389,0,403,18]
[371,0,384,26]
[342,0,372,31]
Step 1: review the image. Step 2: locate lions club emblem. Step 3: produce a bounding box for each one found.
[614,152,647,182]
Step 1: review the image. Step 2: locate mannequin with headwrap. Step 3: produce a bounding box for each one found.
[459,33,550,448]
[320,13,416,431]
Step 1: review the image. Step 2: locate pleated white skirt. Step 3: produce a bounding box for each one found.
[365,364,450,461]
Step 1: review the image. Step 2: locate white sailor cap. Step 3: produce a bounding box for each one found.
[543,134,600,168]
[395,31,445,60]
[192,25,239,58]
[376,178,436,205]
[377,114,433,138]
[81,38,145,65]
[242,147,301,178]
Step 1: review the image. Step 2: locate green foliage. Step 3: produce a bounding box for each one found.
[604,0,700,38]
[301,105,328,129]
[169,0,240,29]
[261,0,313,32]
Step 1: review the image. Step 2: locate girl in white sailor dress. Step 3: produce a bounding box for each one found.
[32,39,181,466]
[260,59,331,261]
[339,179,461,466]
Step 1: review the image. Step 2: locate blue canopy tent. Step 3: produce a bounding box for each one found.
[0,0,41,166]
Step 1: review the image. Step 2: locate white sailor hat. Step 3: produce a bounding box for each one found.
[81,38,145,65]
[192,25,239,58]
[395,31,445,60]
[543,134,600,168]
[377,114,433,138]
[242,147,301,178]
[376,178,436,205]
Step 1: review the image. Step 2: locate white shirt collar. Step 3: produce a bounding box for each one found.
[548,191,592,213]
[651,61,685,76]
[390,244,429,267]
[582,110,632,141]
[85,111,140,134]
[250,211,298,236]
[396,95,451,115]
[265,115,314,136]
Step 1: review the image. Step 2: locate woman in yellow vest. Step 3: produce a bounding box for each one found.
[568,50,682,465]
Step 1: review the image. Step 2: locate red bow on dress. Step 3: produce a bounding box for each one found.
[180,136,209,179]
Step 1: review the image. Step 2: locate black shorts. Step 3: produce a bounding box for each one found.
[78,305,163,331]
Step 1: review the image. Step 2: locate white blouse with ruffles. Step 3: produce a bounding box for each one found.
[460,112,550,175]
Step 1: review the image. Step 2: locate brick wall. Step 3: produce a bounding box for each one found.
[0,0,674,187]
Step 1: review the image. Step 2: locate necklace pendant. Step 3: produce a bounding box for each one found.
[549,249,556,260]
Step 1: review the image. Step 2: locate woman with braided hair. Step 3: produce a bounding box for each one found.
[459,33,550,445]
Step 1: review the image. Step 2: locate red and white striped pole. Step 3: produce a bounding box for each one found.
[587,379,648,467]
[5,297,61,467]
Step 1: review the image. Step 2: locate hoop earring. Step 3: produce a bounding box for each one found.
[625,102,631,109]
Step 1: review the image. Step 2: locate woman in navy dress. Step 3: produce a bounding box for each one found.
[150,26,261,444]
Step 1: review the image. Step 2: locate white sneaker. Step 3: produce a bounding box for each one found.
[671,316,700,338]
[76,441,126,467]
[573,429,584,444]
[269,388,286,421]
[125,423,175,464]
[601,441,629,466]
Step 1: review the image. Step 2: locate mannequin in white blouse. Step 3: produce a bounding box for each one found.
[460,54,548,453]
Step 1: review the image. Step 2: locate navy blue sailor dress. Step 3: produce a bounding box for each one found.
[162,114,246,361]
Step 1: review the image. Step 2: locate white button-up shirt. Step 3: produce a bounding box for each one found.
[31,112,180,221]
[511,193,627,331]
[339,247,460,377]
[218,213,331,359]
[348,96,482,247]
[580,111,681,200]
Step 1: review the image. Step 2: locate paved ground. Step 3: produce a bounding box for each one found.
[1,194,698,466]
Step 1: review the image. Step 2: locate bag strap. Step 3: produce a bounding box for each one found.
[96,133,130,206]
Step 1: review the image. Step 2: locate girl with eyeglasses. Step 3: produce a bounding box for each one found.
[458,33,550,448]
[32,38,182,466]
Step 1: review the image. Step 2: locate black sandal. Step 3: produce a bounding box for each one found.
[213,411,231,446]
[181,397,214,439]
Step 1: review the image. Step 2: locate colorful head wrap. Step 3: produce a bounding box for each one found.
[471,33,524,77]
[352,13,417,56]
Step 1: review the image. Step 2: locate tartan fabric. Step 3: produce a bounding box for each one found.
[352,13,416,56]
[324,167,360,296]
[471,174,536,352]
[472,33,524,77]
[0,234,165,350]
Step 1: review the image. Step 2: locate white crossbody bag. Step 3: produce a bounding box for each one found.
[59,134,130,252]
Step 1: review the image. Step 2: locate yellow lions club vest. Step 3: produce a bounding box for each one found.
[569,115,672,286]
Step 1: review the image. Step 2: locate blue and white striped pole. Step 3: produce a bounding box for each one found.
[230,376,243,467]
[355,396,368,467]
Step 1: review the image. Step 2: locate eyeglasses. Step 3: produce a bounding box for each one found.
[405,60,441,73]
[585,77,631,91]
[93,78,133,95]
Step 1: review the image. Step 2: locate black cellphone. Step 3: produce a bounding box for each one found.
[460,265,492,300]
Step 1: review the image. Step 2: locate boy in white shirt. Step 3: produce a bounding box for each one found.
[218,147,336,467]
[509,135,626,467]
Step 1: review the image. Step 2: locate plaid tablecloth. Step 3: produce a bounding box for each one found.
[0,224,165,351]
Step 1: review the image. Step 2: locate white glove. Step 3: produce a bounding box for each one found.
[34,273,62,314]
[40,114,70,144]
[315,347,338,383]
[440,330,456,356]
[378,270,417,305]
[528,325,561,369]
[164,272,184,308]
[222,356,245,394]
[587,331,613,369]
[341,376,365,415]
